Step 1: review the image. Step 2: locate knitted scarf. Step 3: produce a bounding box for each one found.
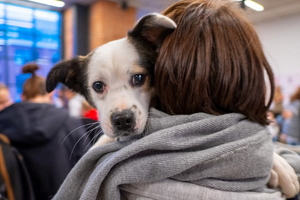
[53,108,273,200]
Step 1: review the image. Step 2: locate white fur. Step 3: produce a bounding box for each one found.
[134,13,177,30]
[88,38,152,141]
[152,13,177,29]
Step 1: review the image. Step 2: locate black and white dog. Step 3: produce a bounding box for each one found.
[46,14,176,147]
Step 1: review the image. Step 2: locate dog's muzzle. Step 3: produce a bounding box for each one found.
[111,110,136,135]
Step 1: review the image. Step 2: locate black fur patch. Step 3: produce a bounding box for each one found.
[127,14,176,87]
[46,52,95,107]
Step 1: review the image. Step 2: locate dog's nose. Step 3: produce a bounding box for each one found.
[111,112,134,131]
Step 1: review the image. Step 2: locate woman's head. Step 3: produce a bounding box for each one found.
[22,63,48,101]
[155,0,274,125]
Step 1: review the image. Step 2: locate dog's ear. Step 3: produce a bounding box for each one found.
[128,13,177,48]
[46,57,86,94]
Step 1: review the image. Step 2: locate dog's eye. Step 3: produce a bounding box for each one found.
[132,74,146,87]
[92,81,105,93]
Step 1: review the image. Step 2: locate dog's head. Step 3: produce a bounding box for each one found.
[46,13,176,138]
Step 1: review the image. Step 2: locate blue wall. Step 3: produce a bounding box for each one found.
[0,3,61,102]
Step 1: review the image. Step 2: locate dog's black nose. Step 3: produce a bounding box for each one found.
[111,111,135,131]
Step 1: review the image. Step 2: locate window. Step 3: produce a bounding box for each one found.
[0,3,61,101]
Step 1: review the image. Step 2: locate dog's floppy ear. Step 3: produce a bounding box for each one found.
[46,57,86,94]
[128,13,177,48]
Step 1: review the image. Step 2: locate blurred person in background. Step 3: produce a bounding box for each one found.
[280,87,300,145]
[267,110,280,142]
[0,83,13,111]
[61,85,84,118]
[272,86,284,118]
[272,86,285,140]
[0,63,89,200]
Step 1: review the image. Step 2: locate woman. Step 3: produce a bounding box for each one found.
[52,0,299,199]
[273,86,284,118]
[0,64,89,199]
[281,87,300,145]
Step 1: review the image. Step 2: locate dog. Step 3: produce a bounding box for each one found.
[46,13,176,148]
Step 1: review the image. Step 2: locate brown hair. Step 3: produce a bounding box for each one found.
[155,0,274,125]
[290,87,300,102]
[22,63,47,100]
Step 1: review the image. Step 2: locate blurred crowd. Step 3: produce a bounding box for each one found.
[0,63,101,199]
[268,86,300,146]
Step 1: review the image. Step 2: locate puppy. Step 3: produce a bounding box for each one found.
[46,14,176,148]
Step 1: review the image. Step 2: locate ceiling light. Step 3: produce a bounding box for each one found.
[245,0,264,11]
[236,0,264,12]
[27,0,65,8]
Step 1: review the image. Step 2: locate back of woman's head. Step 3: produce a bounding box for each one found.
[155,0,274,125]
[22,63,47,100]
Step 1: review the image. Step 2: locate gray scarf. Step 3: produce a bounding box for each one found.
[53,108,273,200]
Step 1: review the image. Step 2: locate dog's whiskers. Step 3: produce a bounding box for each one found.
[84,130,104,151]
[62,122,99,144]
[83,121,100,126]
[82,124,102,145]
[69,132,91,159]
[91,130,104,144]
